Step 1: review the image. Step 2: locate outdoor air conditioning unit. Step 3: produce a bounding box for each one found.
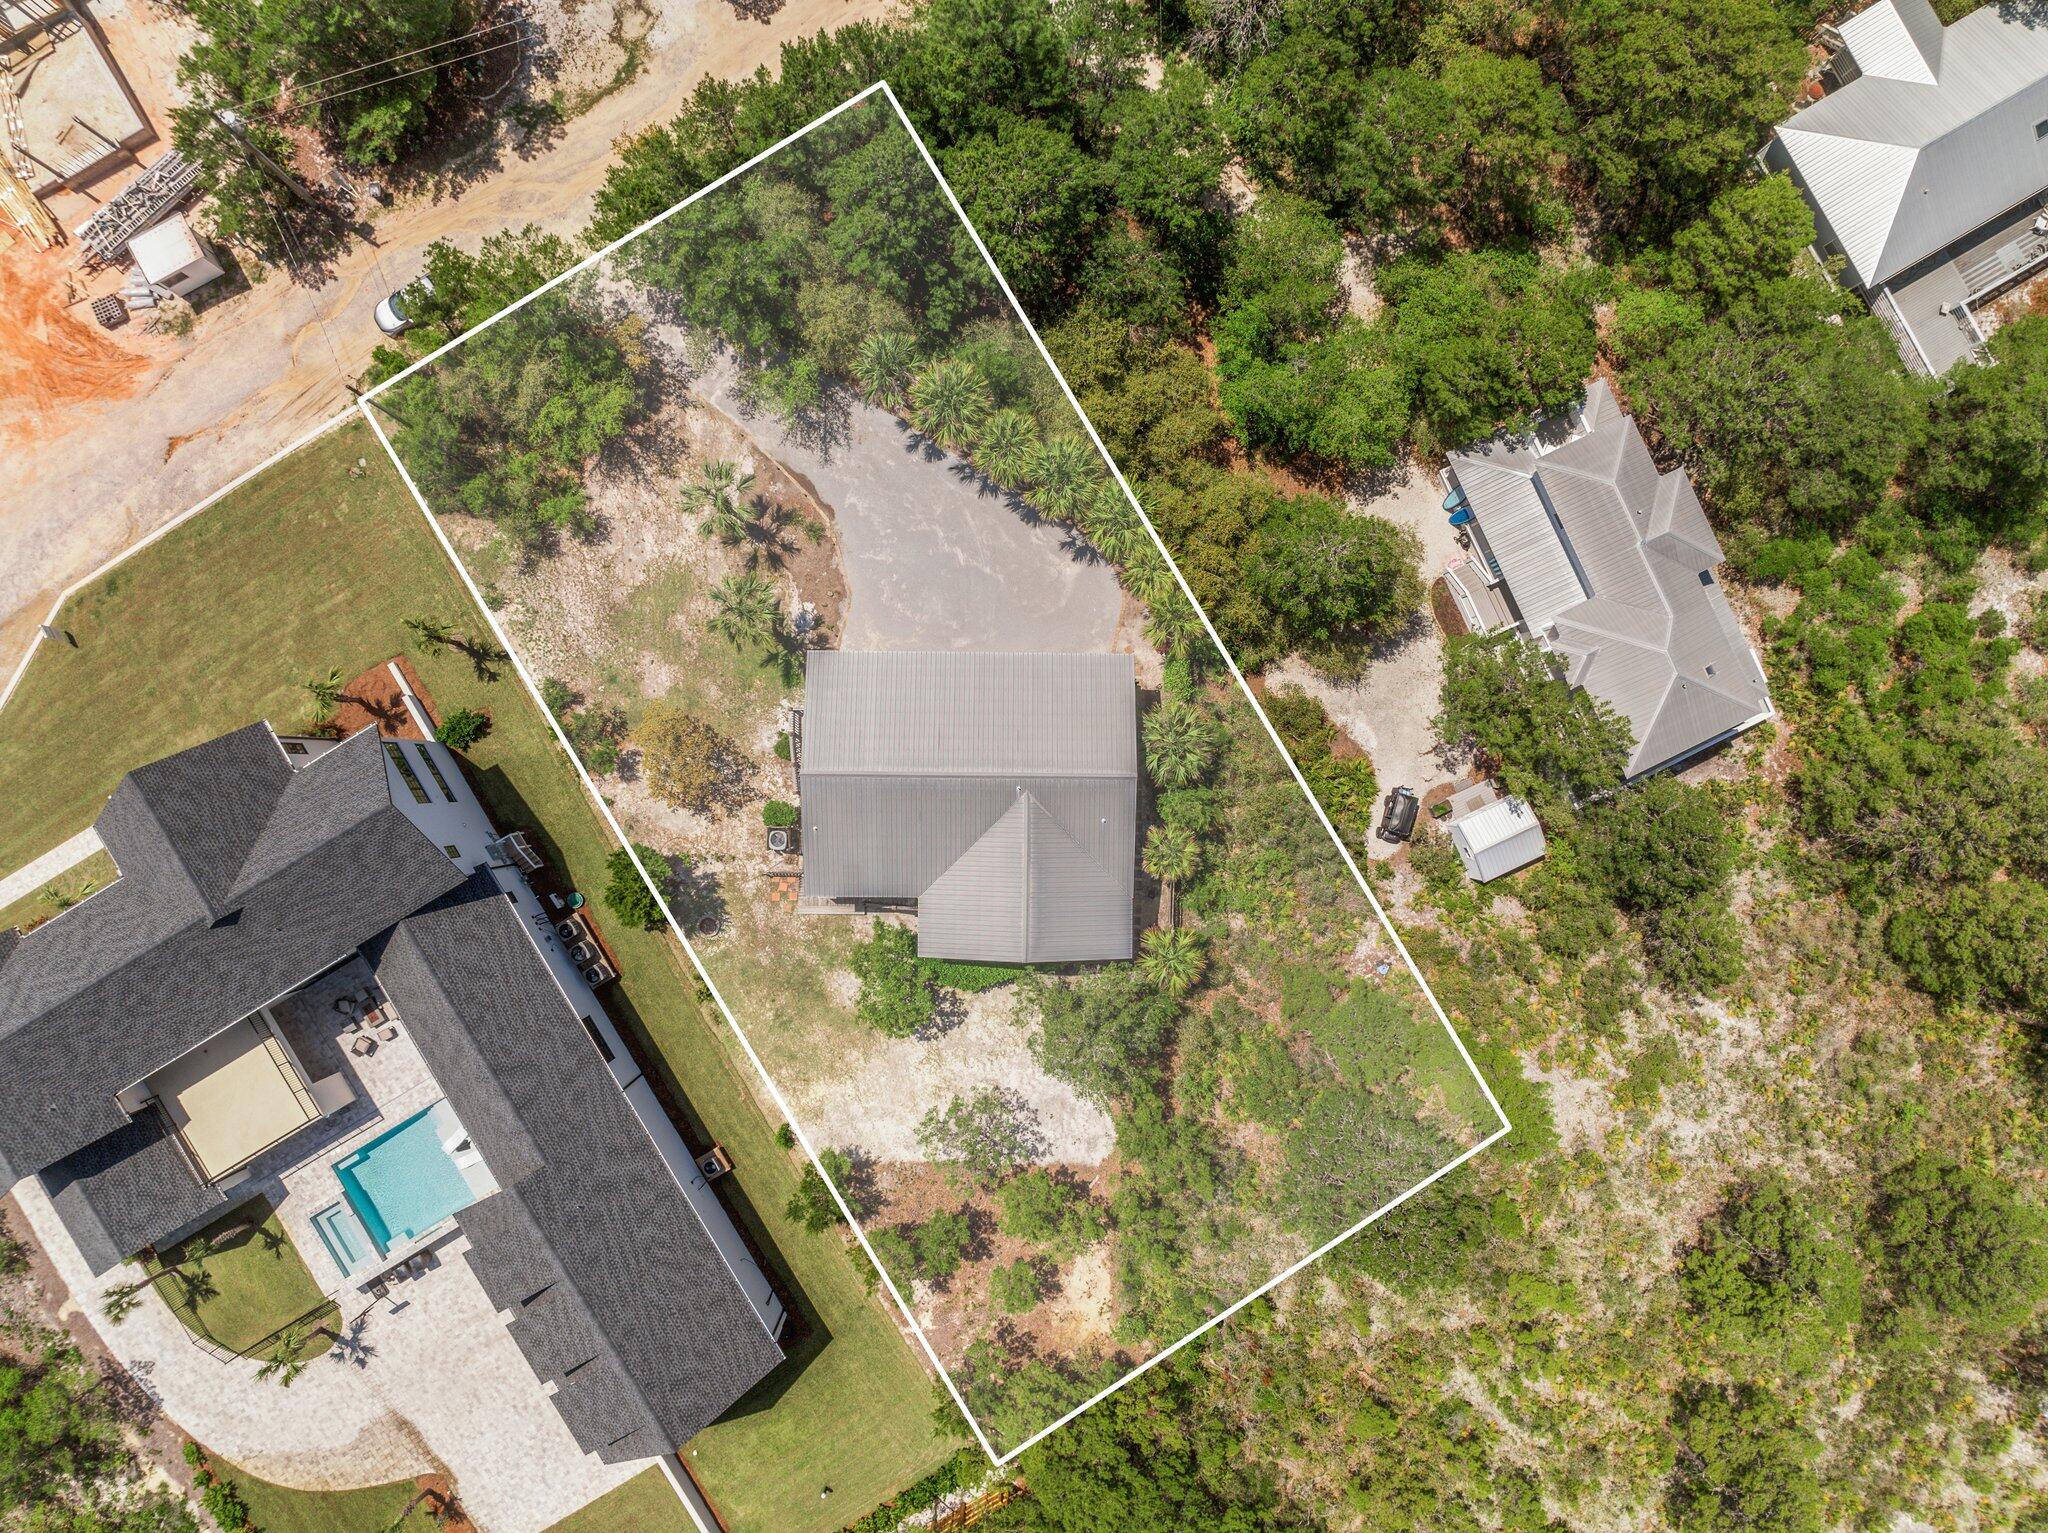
[767,827,791,853]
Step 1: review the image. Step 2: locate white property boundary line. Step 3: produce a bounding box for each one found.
[341,80,1516,1469]
[0,405,366,714]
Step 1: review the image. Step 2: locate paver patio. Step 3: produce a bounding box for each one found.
[16,1176,650,1533]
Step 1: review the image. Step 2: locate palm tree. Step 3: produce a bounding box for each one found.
[256,1318,322,1388]
[1137,926,1206,998]
[403,614,455,654]
[303,667,347,717]
[909,359,992,452]
[1027,434,1101,521]
[1146,593,1206,658]
[682,460,758,546]
[975,409,1039,487]
[853,331,917,411]
[1143,698,1219,788]
[1079,483,1145,564]
[1143,823,1201,928]
[101,1249,219,1324]
[708,572,782,656]
[1123,549,1179,609]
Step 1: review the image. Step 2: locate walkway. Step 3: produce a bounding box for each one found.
[693,357,1123,653]
[0,825,102,906]
[1265,459,1467,860]
[14,1176,649,1532]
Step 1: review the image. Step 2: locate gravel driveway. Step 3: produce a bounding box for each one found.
[693,358,1123,653]
[1265,459,1469,860]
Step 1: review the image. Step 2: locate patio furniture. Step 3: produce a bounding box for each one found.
[350,1035,376,1057]
[334,996,358,1017]
[376,1025,398,1043]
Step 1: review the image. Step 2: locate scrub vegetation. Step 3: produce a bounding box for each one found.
[372,102,1496,1457]
[538,0,2048,1524]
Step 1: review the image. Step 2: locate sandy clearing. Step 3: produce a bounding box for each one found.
[791,983,1118,1168]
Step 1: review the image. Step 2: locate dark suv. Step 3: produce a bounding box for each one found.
[1377,785,1420,843]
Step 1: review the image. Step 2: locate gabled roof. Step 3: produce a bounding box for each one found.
[1770,0,2048,287]
[367,876,784,1460]
[0,726,465,1180]
[39,1105,226,1275]
[1448,382,1772,777]
[1449,797,1547,884]
[799,652,1137,962]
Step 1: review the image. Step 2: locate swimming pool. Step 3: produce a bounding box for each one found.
[333,1100,483,1253]
[311,1200,376,1278]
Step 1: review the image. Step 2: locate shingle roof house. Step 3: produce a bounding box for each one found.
[0,723,782,1461]
[1445,381,1773,779]
[1762,0,2048,373]
[797,651,1137,962]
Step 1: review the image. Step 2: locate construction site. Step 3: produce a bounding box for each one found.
[1,0,214,413]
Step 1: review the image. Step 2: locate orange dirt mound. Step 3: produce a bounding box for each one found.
[0,244,149,435]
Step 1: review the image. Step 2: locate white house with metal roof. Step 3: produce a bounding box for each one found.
[795,651,1137,963]
[1762,0,2048,373]
[1444,381,1773,780]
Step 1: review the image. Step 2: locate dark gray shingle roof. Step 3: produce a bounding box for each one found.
[38,1105,226,1275]
[0,726,467,1179]
[368,876,784,1461]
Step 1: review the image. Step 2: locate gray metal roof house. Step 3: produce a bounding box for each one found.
[1444,381,1773,780]
[0,722,782,1462]
[797,651,1137,963]
[1762,0,2048,373]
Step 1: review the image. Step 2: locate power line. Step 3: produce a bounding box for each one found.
[232,20,524,112]
[293,34,526,114]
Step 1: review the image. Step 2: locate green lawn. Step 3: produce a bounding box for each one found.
[544,1467,696,1533]
[145,1198,332,1358]
[207,1455,439,1532]
[0,847,117,933]
[0,417,949,1532]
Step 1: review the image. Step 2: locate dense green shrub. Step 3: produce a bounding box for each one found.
[433,708,490,750]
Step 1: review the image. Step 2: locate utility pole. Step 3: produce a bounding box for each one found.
[213,107,316,204]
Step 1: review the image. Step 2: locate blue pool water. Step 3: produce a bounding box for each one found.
[311,1200,376,1277]
[333,1101,479,1252]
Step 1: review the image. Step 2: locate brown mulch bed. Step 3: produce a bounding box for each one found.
[329,655,439,741]
[1430,576,1468,640]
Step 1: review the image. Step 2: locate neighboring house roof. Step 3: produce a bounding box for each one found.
[366,876,783,1462]
[799,651,1137,962]
[0,725,465,1182]
[1767,0,2048,288]
[1449,798,1548,884]
[39,1106,226,1276]
[0,722,782,1461]
[1447,382,1772,778]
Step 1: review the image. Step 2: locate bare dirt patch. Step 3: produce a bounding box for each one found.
[795,984,1117,1168]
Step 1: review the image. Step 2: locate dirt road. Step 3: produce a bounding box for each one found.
[0,0,893,667]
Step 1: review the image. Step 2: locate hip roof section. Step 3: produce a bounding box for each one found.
[800,651,1137,962]
[1771,0,2048,287]
[1448,382,1771,777]
[0,726,466,1178]
[801,650,1138,779]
